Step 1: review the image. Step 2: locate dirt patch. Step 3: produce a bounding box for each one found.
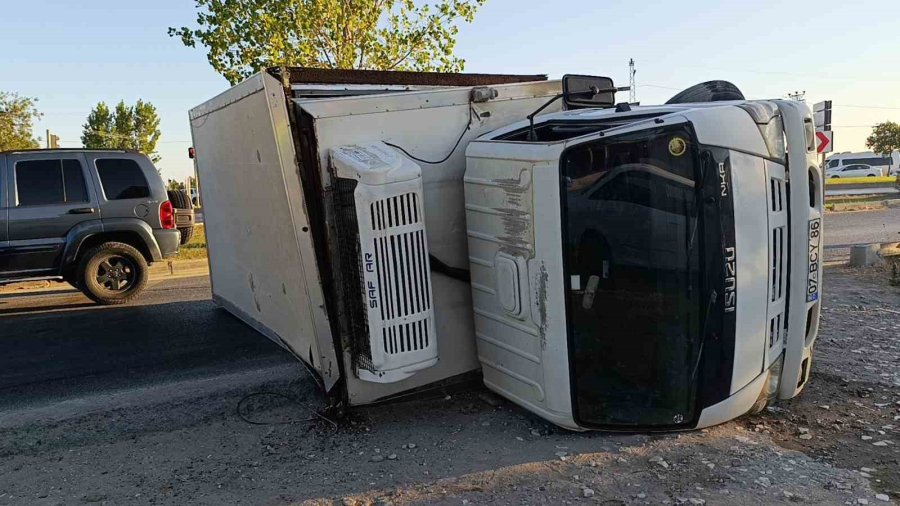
[0,265,897,505]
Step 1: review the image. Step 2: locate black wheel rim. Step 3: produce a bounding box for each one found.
[96,255,137,292]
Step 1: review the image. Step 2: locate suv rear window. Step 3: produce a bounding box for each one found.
[15,159,89,206]
[96,158,150,200]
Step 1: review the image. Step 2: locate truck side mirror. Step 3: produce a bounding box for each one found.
[562,75,619,109]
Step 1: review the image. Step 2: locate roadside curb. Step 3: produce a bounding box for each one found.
[148,258,210,277]
[0,259,210,295]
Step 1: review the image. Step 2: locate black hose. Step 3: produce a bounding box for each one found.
[429,254,471,283]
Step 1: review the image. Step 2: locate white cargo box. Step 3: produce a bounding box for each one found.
[190,69,560,406]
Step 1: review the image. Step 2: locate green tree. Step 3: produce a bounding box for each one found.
[112,101,135,149]
[81,101,114,149]
[133,100,162,159]
[0,92,42,151]
[167,179,185,191]
[169,0,487,85]
[81,100,162,163]
[866,121,900,156]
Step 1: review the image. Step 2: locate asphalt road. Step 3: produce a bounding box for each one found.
[0,207,892,408]
[0,275,294,411]
[824,207,900,261]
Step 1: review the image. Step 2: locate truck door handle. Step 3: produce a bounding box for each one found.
[68,207,95,215]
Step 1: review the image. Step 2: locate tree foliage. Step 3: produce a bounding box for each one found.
[0,92,42,151]
[866,121,900,156]
[169,0,486,85]
[82,100,162,163]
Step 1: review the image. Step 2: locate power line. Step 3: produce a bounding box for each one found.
[636,83,684,91]
[682,65,900,83]
[637,84,900,111]
[833,104,900,111]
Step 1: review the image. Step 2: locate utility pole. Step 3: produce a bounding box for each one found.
[628,58,637,104]
[787,90,806,102]
[45,129,59,149]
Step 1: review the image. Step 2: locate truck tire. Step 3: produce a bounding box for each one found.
[77,242,149,305]
[666,81,745,104]
[178,225,195,245]
[167,189,191,209]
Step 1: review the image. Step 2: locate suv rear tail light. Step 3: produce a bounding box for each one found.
[160,200,176,230]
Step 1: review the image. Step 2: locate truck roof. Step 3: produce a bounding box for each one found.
[268,66,548,87]
[482,100,773,143]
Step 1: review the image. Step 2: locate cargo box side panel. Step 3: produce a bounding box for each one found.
[189,74,339,389]
[296,81,561,404]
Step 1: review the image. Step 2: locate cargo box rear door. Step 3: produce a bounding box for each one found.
[189,73,340,390]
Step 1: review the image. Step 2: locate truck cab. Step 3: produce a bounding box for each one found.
[465,92,823,429]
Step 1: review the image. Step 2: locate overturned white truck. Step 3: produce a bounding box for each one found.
[190,68,823,430]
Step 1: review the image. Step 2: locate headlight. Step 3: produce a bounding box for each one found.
[737,103,786,160]
[760,115,786,160]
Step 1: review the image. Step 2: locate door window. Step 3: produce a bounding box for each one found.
[15,159,89,206]
[96,158,150,200]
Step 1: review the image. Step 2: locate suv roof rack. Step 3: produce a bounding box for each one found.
[0,148,139,155]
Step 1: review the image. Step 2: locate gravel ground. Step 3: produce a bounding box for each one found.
[0,264,897,505]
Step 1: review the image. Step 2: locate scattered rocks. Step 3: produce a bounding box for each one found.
[582,487,595,498]
[387,453,397,460]
[649,456,669,469]
[875,494,890,502]
[478,392,502,408]
[371,455,385,463]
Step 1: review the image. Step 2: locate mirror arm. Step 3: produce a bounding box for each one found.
[524,86,632,142]
[527,93,564,142]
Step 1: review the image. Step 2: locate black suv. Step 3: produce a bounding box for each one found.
[0,149,179,304]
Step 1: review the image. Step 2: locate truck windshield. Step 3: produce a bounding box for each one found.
[561,124,703,428]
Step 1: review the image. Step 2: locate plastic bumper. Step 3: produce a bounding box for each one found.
[776,100,823,400]
[153,229,180,259]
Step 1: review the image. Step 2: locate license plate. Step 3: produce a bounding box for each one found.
[807,218,821,302]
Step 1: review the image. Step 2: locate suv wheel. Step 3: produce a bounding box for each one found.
[78,242,149,305]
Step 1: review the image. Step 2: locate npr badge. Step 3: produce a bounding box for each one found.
[668,137,687,157]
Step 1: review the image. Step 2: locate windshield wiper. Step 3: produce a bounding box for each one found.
[690,289,718,381]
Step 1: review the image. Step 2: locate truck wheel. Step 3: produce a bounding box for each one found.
[666,81,744,104]
[78,242,148,305]
[178,226,195,245]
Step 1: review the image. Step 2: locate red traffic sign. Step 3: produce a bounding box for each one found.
[816,130,833,154]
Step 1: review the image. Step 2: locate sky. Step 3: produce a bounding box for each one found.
[3,0,900,181]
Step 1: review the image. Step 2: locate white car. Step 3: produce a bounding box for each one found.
[827,163,881,178]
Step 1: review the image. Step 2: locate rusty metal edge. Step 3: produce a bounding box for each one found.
[267,67,548,87]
